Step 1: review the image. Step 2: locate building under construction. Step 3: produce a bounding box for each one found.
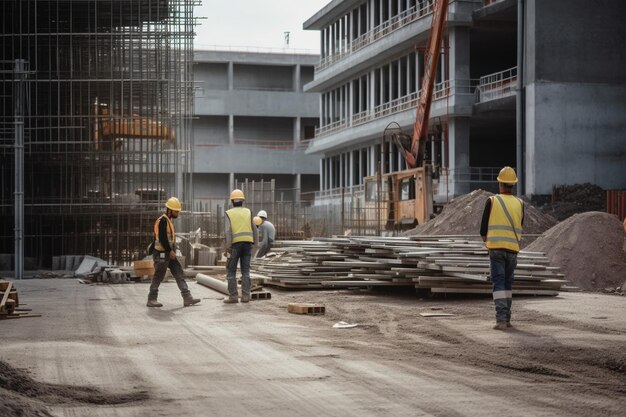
[0,0,197,267]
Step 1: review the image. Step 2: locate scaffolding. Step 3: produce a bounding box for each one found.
[1,0,198,266]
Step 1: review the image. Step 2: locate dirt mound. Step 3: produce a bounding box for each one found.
[525,212,626,291]
[0,360,148,416]
[541,183,606,221]
[405,189,558,246]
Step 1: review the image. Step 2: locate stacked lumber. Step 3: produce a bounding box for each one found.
[0,279,40,320]
[252,236,565,296]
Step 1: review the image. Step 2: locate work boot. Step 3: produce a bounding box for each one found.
[506,321,513,328]
[223,297,238,304]
[146,297,163,308]
[241,294,250,303]
[182,293,201,307]
[493,321,508,331]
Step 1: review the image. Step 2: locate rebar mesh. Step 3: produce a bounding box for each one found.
[1,0,198,266]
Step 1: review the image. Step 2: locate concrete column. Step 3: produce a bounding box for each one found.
[370,145,376,175]
[293,117,301,149]
[347,80,354,126]
[295,174,301,202]
[229,172,235,192]
[359,148,364,181]
[227,61,234,91]
[449,26,470,82]
[369,70,376,110]
[320,159,324,190]
[349,151,355,187]
[228,114,234,145]
[294,63,301,92]
[448,117,471,196]
[339,153,344,187]
[330,156,334,188]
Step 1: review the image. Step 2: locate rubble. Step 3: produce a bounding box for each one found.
[540,183,606,221]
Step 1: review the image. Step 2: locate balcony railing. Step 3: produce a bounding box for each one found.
[315,1,435,73]
[475,66,517,103]
[197,138,307,150]
[314,79,479,139]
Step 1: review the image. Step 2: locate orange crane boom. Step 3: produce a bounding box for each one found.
[402,0,448,168]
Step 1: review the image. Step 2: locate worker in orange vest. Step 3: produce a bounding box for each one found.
[480,167,524,330]
[147,197,200,308]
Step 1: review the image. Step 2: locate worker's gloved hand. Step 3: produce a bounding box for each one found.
[169,250,176,260]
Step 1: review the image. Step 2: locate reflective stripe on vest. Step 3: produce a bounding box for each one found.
[153,214,175,252]
[486,194,523,252]
[226,207,254,243]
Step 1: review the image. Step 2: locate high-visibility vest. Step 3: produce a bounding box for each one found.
[226,207,254,243]
[153,214,175,252]
[486,194,523,253]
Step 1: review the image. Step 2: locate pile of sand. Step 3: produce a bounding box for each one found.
[525,212,626,291]
[405,190,558,246]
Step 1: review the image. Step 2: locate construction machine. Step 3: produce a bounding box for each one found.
[92,98,175,197]
[93,97,175,151]
[367,0,448,229]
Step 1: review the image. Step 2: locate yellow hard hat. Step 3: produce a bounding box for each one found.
[165,197,182,211]
[253,216,263,226]
[496,166,518,184]
[230,189,245,201]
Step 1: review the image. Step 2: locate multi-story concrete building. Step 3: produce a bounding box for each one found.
[303,0,626,202]
[192,50,321,201]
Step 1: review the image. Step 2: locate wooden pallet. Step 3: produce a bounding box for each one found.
[287,303,325,315]
[0,280,39,320]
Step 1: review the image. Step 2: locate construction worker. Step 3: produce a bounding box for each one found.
[255,210,276,258]
[224,189,258,303]
[480,167,524,330]
[147,197,200,308]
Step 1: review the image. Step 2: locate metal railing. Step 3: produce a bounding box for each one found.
[196,138,308,150]
[475,66,517,103]
[314,79,479,139]
[316,1,435,72]
[314,118,348,137]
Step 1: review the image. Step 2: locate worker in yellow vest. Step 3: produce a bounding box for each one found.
[480,167,524,330]
[147,197,200,307]
[223,189,258,303]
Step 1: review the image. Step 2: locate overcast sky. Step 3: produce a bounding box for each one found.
[193,0,330,52]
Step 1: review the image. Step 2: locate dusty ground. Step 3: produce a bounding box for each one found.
[1,279,625,417]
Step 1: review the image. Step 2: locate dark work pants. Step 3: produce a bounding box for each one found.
[226,242,252,299]
[489,249,517,322]
[149,252,190,298]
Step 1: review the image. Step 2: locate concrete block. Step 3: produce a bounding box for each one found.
[51,256,60,270]
[0,254,12,270]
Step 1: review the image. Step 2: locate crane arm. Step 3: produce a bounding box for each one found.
[402,0,448,168]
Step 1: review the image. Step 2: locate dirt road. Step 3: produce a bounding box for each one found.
[1,279,624,416]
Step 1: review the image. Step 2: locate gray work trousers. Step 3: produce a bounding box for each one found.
[149,252,190,298]
[226,242,252,299]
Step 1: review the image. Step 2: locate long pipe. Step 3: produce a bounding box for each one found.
[516,0,525,196]
[195,273,229,295]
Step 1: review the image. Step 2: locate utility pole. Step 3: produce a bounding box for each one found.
[14,59,26,280]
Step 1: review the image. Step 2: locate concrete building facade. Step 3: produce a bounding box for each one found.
[192,50,321,201]
[303,0,626,202]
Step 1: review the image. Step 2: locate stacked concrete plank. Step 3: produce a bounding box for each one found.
[252,236,565,295]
